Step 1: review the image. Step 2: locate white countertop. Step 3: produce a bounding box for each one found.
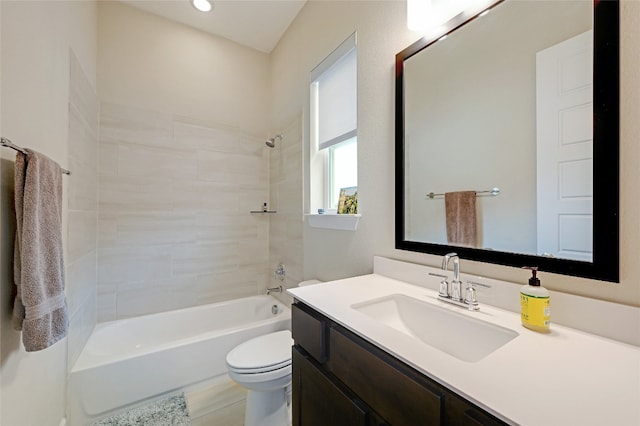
[288,274,640,426]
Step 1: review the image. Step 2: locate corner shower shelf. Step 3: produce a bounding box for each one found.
[250,210,277,214]
[305,214,361,231]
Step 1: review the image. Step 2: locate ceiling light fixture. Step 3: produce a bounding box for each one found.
[407,0,433,31]
[408,0,475,32]
[192,0,213,13]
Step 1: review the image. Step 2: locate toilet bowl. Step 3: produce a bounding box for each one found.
[226,330,294,426]
[226,280,321,426]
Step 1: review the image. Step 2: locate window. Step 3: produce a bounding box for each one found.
[310,34,357,212]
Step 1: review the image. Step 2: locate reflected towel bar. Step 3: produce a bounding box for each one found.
[426,187,499,199]
[1,137,71,175]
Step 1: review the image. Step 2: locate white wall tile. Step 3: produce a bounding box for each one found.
[196,150,267,189]
[67,287,96,368]
[194,268,264,305]
[171,241,239,277]
[68,158,98,211]
[98,245,173,284]
[67,210,98,263]
[99,102,173,148]
[115,276,199,318]
[66,250,98,318]
[117,143,197,180]
[99,142,118,177]
[174,121,247,153]
[97,104,270,320]
[99,175,175,212]
[70,55,100,130]
[67,51,99,370]
[169,181,241,211]
[97,283,117,323]
[111,211,198,246]
[268,115,304,291]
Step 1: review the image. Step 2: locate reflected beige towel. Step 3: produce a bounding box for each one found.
[445,191,477,248]
[13,150,68,351]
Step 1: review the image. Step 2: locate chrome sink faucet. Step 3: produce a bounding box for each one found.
[429,253,490,311]
[442,253,462,302]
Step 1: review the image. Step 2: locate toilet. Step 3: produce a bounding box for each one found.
[226,330,294,426]
[226,280,321,426]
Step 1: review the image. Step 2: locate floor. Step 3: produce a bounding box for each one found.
[186,378,247,426]
[91,395,191,426]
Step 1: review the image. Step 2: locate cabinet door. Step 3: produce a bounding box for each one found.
[292,347,368,426]
[327,326,444,425]
[292,304,327,363]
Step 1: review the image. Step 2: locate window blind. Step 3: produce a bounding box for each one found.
[311,35,357,151]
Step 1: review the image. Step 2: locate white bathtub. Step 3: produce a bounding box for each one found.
[68,295,290,425]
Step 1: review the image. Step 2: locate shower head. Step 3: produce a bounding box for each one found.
[265,134,283,148]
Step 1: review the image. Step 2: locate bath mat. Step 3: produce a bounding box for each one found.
[90,394,191,426]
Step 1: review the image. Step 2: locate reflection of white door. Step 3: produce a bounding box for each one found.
[536,31,593,262]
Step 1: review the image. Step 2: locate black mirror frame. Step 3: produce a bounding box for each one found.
[395,0,619,282]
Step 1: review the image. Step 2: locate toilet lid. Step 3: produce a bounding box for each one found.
[226,330,293,373]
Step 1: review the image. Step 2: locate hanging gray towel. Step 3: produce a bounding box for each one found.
[13,150,68,351]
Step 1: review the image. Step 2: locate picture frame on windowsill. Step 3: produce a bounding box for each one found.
[337,186,358,214]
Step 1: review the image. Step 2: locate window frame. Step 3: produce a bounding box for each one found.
[309,33,358,212]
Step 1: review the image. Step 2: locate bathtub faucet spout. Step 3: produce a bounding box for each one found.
[266,286,283,295]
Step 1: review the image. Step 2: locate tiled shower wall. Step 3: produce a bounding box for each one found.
[268,115,304,292]
[97,102,270,321]
[66,52,99,367]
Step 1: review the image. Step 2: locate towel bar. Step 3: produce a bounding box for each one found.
[426,187,499,199]
[1,137,71,175]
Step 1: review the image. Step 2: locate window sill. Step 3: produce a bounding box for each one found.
[305,214,361,231]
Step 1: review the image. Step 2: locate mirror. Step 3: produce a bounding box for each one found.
[395,0,619,282]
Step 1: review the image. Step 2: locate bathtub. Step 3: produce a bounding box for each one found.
[68,295,290,425]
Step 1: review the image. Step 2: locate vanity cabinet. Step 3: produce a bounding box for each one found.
[291,302,508,426]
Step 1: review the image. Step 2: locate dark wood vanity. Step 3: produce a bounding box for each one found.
[291,302,508,426]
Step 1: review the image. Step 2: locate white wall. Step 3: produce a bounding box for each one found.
[271,0,417,282]
[271,0,640,308]
[98,1,269,135]
[0,1,97,425]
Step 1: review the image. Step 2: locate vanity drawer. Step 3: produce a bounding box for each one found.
[292,303,327,363]
[327,325,444,425]
[446,392,506,426]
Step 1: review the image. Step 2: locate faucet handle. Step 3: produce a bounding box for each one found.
[467,280,492,289]
[464,282,480,310]
[429,272,449,297]
[428,272,448,279]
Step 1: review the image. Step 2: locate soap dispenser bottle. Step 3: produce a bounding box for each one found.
[520,267,550,333]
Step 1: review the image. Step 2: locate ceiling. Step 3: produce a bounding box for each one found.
[120,0,307,53]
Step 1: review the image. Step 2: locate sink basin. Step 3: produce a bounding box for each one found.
[352,294,518,362]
